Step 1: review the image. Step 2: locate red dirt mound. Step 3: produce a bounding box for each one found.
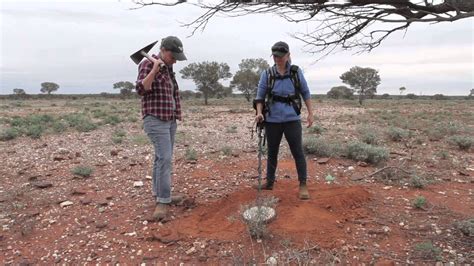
[166,180,372,248]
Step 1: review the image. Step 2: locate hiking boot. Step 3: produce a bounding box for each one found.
[253,181,274,190]
[152,203,168,221]
[171,194,185,204]
[299,183,310,200]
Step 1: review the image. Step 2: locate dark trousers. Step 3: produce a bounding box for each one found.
[265,120,307,184]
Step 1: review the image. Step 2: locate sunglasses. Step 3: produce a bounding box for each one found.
[272,47,289,54]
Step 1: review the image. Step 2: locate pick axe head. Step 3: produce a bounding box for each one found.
[130,40,158,65]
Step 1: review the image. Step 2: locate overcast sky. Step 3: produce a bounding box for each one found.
[1,0,473,95]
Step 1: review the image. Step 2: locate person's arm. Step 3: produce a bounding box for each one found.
[298,69,314,128]
[135,57,164,95]
[254,71,268,123]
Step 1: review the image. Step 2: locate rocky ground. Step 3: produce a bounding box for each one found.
[0,97,473,264]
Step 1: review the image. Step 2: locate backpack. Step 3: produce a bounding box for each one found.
[253,65,302,117]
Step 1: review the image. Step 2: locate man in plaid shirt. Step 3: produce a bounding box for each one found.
[135,36,187,220]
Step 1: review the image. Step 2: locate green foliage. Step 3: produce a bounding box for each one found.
[102,115,121,125]
[64,113,97,132]
[185,148,198,161]
[405,93,418,99]
[222,146,233,156]
[409,175,426,189]
[327,86,354,99]
[40,82,59,94]
[448,135,473,150]
[0,128,20,141]
[340,66,381,105]
[303,137,340,157]
[413,196,427,209]
[25,124,44,139]
[113,81,135,95]
[230,58,269,102]
[13,88,26,95]
[308,124,324,134]
[357,126,379,145]
[432,94,446,100]
[413,241,441,260]
[346,142,389,165]
[180,61,233,105]
[387,127,410,141]
[456,218,474,237]
[71,165,93,177]
[111,129,126,144]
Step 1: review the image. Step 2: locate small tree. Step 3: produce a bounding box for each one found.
[399,86,406,95]
[13,88,26,95]
[469,89,474,97]
[40,82,59,94]
[406,93,418,99]
[340,66,380,105]
[180,61,232,105]
[113,81,134,96]
[230,58,269,102]
[327,86,353,99]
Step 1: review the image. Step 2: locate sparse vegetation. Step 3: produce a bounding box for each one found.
[413,196,427,209]
[185,148,198,161]
[448,135,473,150]
[346,142,389,165]
[413,241,441,260]
[71,165,93,178]
[303,137,340,157]
[387,127,409,142]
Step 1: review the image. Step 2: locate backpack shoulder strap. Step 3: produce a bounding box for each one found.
[266,67,276,98]
[289,65,301,94]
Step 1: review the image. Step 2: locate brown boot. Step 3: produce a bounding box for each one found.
[253,181,274,190]
[152,203,168,221]
[299,183,310,200]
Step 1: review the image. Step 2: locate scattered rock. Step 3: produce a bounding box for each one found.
[59,201,73,208]
[350,175,364,181]
[71,189,87,196]
[266,256,277,265]
[185,247,196,255]
[32,181,53,189]
[110,150,119,156]
[317,158,330,164]
[80,198,92,205]
[134,181,144,187]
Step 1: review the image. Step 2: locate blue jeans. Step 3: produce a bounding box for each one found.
[143,115,177,204]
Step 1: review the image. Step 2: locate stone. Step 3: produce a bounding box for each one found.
[60,201,73,207]
[133,181,144,187]
[33,181,53,189]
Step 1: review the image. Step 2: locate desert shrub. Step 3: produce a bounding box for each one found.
[71,165,93,177]
[111,129,126,144]
[456,218,474,237]
[432,94,446,100]
[25,124,44,139]
[0,128,20,141]
[185,148,197,161]
[64,113,97,132]
[357,126,380,145]
[405,93,418,99]
[346,142,389,165]
[413,196,427,209]
[413,241,441,260]
[222,146,233,156]
[408,175,427,189]
[387,127,409,141]
[308,124,324,134]
[303,137,340,157]
[226,126,237,133]
[448,135,473,150]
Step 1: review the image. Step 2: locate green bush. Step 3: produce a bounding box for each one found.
[226,126,237,133]
[346,142,389,165]
[52,120,67,133]
[456,218,474,237]
[413,241,441,260]
[185,148,197,161]
[448,135,473,150]
[102,115,121,125]
[387,127,409,141]
[25,124,44,139]
[357,126,379,145]
[111,129,126,144]
[413,196,427,209]
[71,165,93,177]
[303,137,339,157]
[409,175,426,189]
[222,146,232,156]
[0,128,20,141]
[308,124,324,134]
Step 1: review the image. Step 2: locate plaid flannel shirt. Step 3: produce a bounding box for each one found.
[135,54,182,121]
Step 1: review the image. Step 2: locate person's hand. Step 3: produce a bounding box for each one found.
[255,113,264,123]
[150,57,165,73]
[306,114,314,128]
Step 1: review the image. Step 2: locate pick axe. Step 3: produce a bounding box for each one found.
[130,40,164,68]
